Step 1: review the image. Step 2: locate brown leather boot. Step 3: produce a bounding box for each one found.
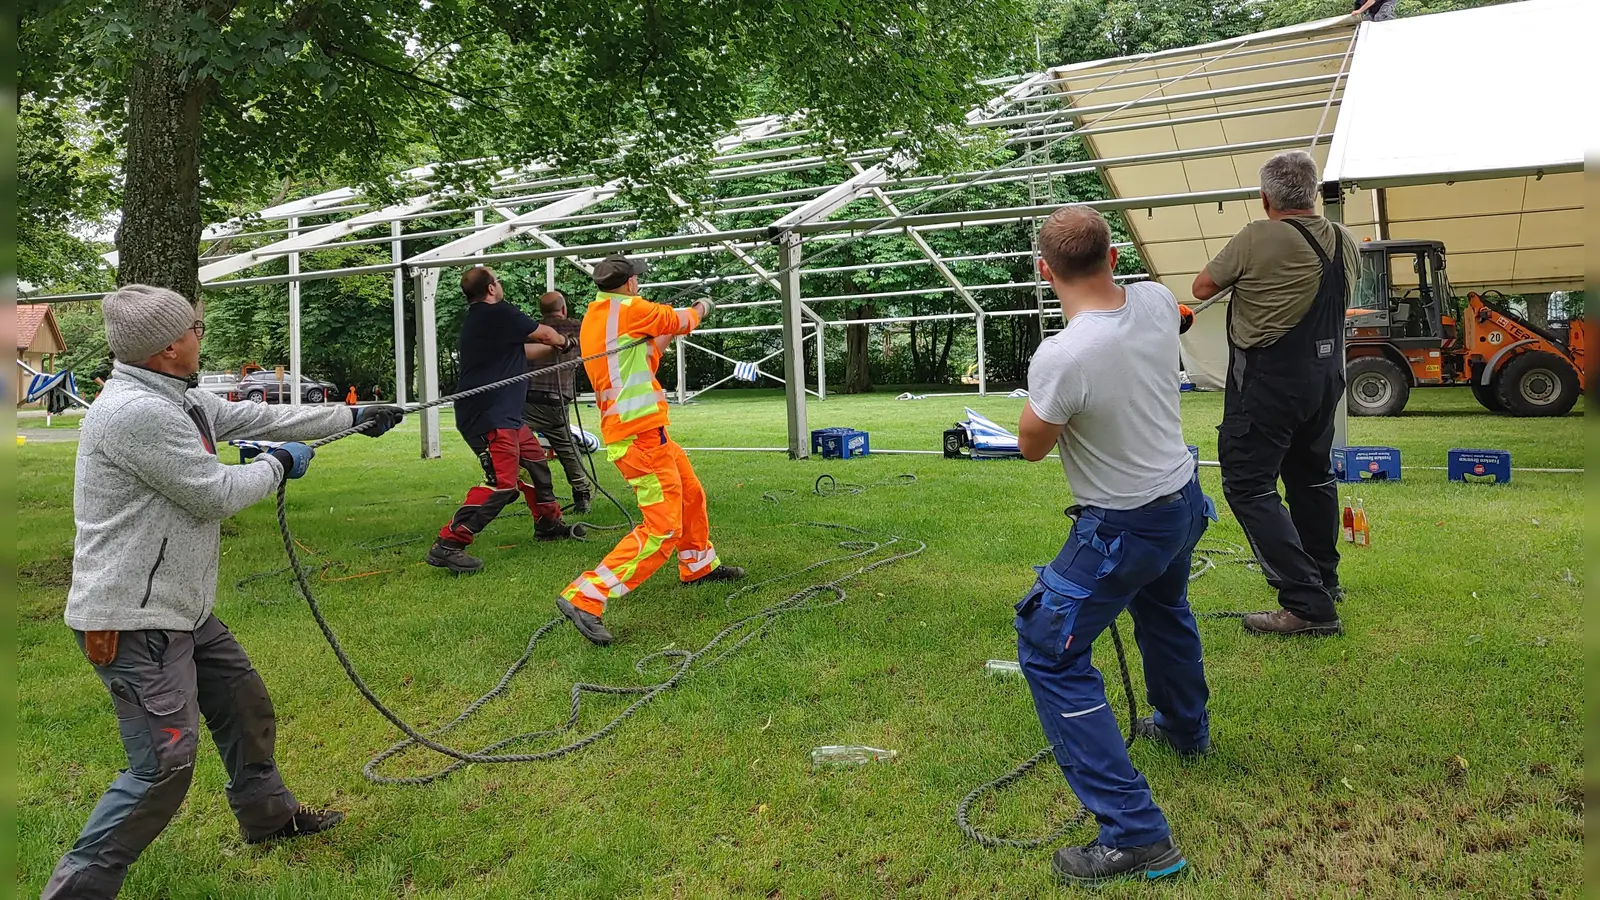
[1242,608,1342,637]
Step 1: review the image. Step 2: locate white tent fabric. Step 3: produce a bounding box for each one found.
[1047,0,1584,388]
[1046,15,1369,389]
[1323,0,1587,294]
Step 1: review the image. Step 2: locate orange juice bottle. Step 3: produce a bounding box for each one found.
[1351,499,1370,547]
[1341,498,1355,543]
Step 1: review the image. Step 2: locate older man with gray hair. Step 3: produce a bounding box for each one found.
[1192,150,1358,638]
[43,284,405,898]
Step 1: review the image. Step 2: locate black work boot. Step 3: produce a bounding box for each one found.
[244,806,345,845]
[571,490,593,514]
[1242,608,1342,637]
[556,598,613,646]
[1133,716,1211,758]
[535,519,588,541]
[427,539,483,574]
[683,564,746,586]
[1051,836,1188,886]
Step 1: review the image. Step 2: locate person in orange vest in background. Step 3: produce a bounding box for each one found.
[345,386,358,405]
[555,254,745,645]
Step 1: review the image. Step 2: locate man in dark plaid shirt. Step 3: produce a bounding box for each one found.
[523,291,594,512]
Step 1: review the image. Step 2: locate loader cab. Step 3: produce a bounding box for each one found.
[1347,239,1453,346]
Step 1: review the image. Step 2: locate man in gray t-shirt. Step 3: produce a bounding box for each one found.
[1011,206,1215,887]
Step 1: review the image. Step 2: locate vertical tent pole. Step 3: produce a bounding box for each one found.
[676,336,687,404]
[777,231,808,458]
[474,210,485,256]
[390,221,408,405]
[976,313,988,395]
[288,216,302,407]
[546,257,557,292]
[815,326,826,400]
[1322,180,1348,451]
[414,269,442,459]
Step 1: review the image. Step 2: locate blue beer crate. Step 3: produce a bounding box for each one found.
[1335,446,1401,482]
[1448,448,1511,484]
[817,429,870,460]
[810,427,854,455]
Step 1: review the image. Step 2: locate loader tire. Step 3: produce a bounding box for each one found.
[1346,356,1410,417]
[1495,350,1579,417]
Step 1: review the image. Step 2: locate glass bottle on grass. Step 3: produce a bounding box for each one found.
[985,659,1023,677]
[1352,499,1370,546]
[811,746,899,766]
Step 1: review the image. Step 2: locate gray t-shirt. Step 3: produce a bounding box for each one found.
[1027,281,1195,511]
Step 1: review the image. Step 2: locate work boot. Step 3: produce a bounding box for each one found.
[1133,716,1211,758]
[1242,608,1343,637]
[535,519,588,541]
[557,597,613,646]
[244,806,345,845]
[570,490,593,514]
[426,538,483,574]
[683,564,746,586]
[1052,836,1188,886]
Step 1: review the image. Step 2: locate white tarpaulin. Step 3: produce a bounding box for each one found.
[1045,0,1585,388]
[1323,0,1587,293]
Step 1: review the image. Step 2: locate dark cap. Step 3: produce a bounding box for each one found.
[592,254,648,291]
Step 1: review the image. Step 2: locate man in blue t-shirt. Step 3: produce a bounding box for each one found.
[427,266,583,573]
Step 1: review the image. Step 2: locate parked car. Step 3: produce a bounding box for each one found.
[197,372,239,400]
[235,369,338,404]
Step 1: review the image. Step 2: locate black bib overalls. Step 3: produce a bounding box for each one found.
[1216,218,1348,623]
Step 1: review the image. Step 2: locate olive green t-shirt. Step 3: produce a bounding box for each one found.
[1204,216,1360,349]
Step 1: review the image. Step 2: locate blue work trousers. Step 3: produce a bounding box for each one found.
[1014,477,1213,848]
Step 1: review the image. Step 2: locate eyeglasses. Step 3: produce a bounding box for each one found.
[190,322,206,339]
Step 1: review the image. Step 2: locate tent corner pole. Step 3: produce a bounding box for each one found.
[414,269,442,459]
[777,231,808,458]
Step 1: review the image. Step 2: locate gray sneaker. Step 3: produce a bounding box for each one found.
[557,598,613,646]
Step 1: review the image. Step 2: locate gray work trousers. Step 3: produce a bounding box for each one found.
[523,399,592,497]
[43,615,297,899]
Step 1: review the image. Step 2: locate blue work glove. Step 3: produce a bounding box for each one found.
[268,442,314,480]
[352,405,405,437]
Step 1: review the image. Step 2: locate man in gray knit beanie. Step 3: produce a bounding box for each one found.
[102,283,202,364]
[43,284,407,899]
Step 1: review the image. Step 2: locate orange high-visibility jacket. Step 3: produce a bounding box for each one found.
[580,291,702,445]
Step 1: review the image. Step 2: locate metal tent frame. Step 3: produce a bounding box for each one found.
[27,14,1375,459]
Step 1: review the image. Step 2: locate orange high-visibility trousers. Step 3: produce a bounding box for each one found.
[561,428,720,615]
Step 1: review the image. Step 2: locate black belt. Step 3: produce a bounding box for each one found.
[1065,489,1184,521]
[526,391,569,406]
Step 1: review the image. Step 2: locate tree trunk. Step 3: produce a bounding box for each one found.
[116,0,207,302]
[937,318,955,382]
[845,302,874,393]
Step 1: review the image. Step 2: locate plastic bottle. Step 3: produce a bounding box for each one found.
[1352,499,1370,547]
[985,659,1023,677]
[1341,498,1356,543]
[811,746,898,766]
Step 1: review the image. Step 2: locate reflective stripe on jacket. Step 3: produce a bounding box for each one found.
[580,291,702,444]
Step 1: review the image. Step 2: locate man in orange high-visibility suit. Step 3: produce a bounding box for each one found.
[555,254,745,645]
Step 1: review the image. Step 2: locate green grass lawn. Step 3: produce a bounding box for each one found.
[17,388,1583,898]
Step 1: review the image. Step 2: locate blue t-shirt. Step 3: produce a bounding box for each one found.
[453,299,540,437]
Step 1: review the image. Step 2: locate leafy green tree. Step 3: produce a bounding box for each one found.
[20,0,1030,303]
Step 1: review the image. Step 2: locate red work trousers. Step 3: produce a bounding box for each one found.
[439,426,563,544]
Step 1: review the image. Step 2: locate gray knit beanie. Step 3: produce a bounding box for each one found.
[103,284,198,361]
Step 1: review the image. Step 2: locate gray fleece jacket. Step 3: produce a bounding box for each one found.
[64,362,357,632]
